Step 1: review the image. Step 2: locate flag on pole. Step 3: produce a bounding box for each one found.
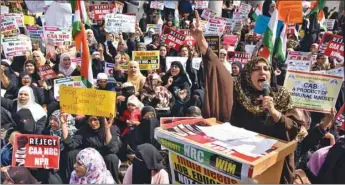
[70,0,91,38]
[276,10,289,63]
[309,0,325,15]
[261,8,278,62]
[252,3,262,21]
[318,10,327,31]
[174,3,179,28]
[70,0,93,87]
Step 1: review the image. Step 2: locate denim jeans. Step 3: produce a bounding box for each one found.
[1,143,13,166]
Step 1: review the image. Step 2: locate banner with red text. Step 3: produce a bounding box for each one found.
[164,30,186,51]
[38,65,57,81]
[88,4,112,20]
[227,51,251,65]
[43,26,72,46]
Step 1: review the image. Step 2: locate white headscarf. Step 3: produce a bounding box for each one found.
[59,52,76,77]
[17,86,47,122]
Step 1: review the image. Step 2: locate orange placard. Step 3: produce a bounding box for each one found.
[277,1,303,24]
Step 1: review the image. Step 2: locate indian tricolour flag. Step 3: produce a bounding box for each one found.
[251,3,262,21]
[276,10,289,63]
[70,0,93,87]
[261,8,278,61]
[318,10,327,31]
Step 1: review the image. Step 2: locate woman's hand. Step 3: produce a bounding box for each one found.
[117,95,126,103]
[60,112,68,126]
[324,132,336,145]
[190,10,208,54]
[178,89,187,101]
[321,107,336,130]
[57,73,65,78]
[261,95,282,122]
[165,76,173,88]
[104,114,114,130]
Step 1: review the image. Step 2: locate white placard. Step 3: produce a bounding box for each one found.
[104,62,115,77]
[2,35,32,59]
[286,60,311,72]
[150,1,165,10]
[104,13,136,33]
[192,58,202,70]
[165,57,188,72]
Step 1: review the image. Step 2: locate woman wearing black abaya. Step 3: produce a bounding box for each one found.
[123,144,169,184]
[61,116,121,183]
[162,61,191,117]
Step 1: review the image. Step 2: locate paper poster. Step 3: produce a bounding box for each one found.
[43,26,72,46]
[60,86,116,117]
[24,1,52,13]
[2,13,25,27]
[319,33,344,61]
[326,19,335,30]
[88,4,112,20]
[169,151,242,184]
[147,24,163,35]
[1,6,9,14]
[150,1,165,10]
[205,19,226,36]
[44,2,72,28]
[104,62,115,77]
[200,9,217,21]
[53,76,86,101]
[223,35,238,46]
[2,35,32,58]
[37,65,57,81]
[284,70,343,113]
[124,0,140,7]
[245,45,256,54]
[228,51,251,65]
[1,17,20,37]
[12,134,60,169]
[164,1,177,9]
[114,1,124,13]
[164,30,186,51]
[165,57,188,72]
[132,51,160,70]
[192,58,202,70]
[104,13,136,33]
[205,36,220,57]
[239,3,252,15]
[195,1,209,9]
[286,60,311,72]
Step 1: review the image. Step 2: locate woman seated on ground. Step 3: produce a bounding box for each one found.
[123,144,169,184]
[1,166,39,184]
[70,148,115,184]
[61,115,121,183]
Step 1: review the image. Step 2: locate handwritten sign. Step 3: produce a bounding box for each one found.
[132,51,160,70]
[104,13,136,33]
[43,26,72,46]
[2,36,32,58]
[60,86,116,117]
[227,51,251,65]
[284,70,343,113]
[12,134,60,169]
[38,65,57,81]
[53,76,85,101]
[165,30,186,51]
[150,1,164,10]
[3,13,25,27]
[88,4,112,20]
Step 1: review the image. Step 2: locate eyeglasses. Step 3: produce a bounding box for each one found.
[253,66,271,71]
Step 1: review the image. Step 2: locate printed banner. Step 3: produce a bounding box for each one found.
[1,17,20,37]
[165,30,186,51]
[326,19,335,30]
[2,35,32,58]
[319,33,344,61]
[132,51,160,70]
[169,151,243,184]
[195,1,209,9]
[53,76,86,101]
[205,18,226,36]
[38,65,57,81]
[166,57,188,72]
[286,51,316,63]
[205,36,220,57]
[60,86,116,117]
[286,60,311,72]
[12,134,60,169]
[104,62,115,77]
[2,13,25,27]
[200,9,217,21]
[104,13,136,33]
[228,51,251,65]
[43,26,72,46]
[325,67,344,81]
[88,4,112,20]
[26,26,43,40]
[239,3,252,15]
[284,70,343,113]
[150,1,164,10]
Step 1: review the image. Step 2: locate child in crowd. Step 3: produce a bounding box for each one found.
[120,95,144,136]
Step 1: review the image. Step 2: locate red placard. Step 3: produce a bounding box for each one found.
[37,64,57,81]
[319,33,344,60]
[177,29,196,46]
[12,134,60,169]
[88,4,112,20]
[223,35,238,46]
[164,30,186,51]
[227,51,251,65]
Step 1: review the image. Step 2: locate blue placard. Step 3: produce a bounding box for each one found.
[253,15,284,37]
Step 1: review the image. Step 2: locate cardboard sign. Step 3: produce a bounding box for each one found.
[104,13,136,33]
[223,35,238,46]
[147,24,162,35]
[26,26,43,40]
[53,76,86,101]
[2,35,32,58]
[227,51,251,65]
[150,1,164,10]
[104,62,114,77]
[201,9,217,21]
[1,17,20,37]
[286,60,311,72]
[195,1,209,9]
[3,13,25,27]
[326,19,335,30]
[132,51,160,70]
[60,86,116,117]
[205,36,220,57]
[165,57,188,72]
[88,4,112,20]
[205,18,226,36]
[12,134,60,169]
[319,33,344,61]
[37,65,57,81]
[114,1,124,14]
[165,30,186,51]
[284,70,343,113]
[43,26,72,46]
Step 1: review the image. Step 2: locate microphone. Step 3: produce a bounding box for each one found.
[262,81,270,118]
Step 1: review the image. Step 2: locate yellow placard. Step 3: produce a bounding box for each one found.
[169,151,242,184]
[24,15,35,26]
[283,70,342,113]
[132,51,160,70]
[59,86,116,117]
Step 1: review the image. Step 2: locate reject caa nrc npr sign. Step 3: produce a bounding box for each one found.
[12,134,60,169]
[284,70,342,113]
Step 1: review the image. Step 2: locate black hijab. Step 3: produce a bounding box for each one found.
[162,61,191,88]
[134,107,160,149]
[24,60,40,83]
[2,166,39,184]
[132,144,165,184]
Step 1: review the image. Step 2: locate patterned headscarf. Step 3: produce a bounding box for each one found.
[234,57,294,115]
[49,110,77,138]
[70,148,115,184]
